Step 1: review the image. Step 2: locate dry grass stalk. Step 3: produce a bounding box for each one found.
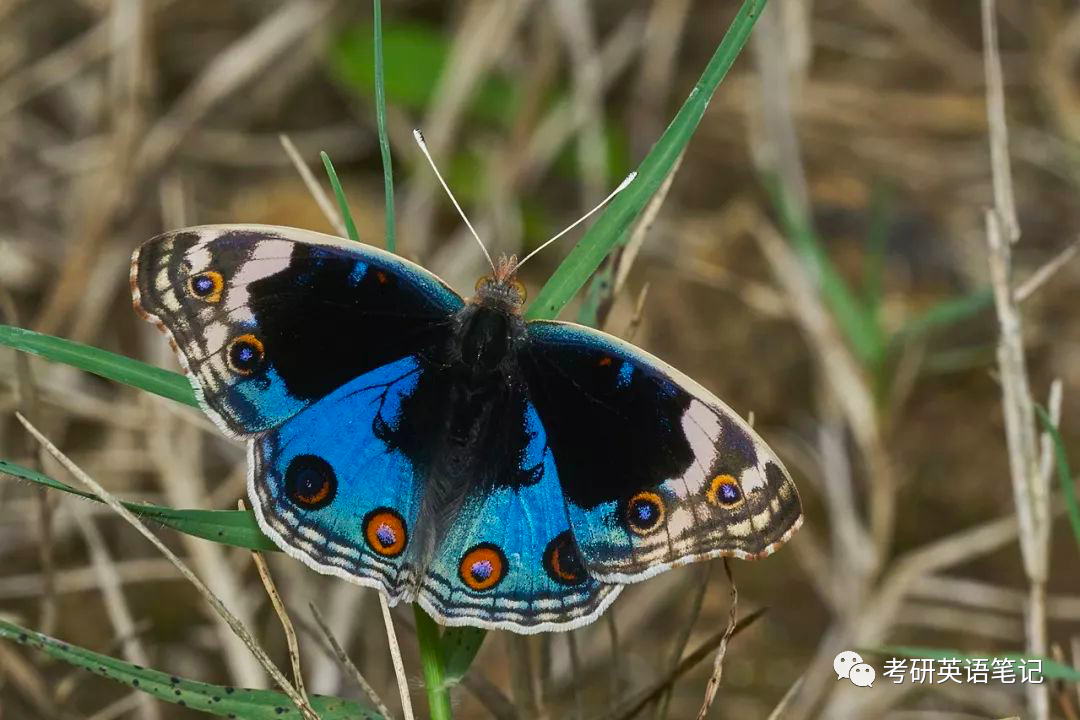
[147,412,264,688]
[247,521,312,707]
[1016,238,1080,302]
[377,594,414,720]
[14,413,321,720]
[279,133,348,238]
[68,499,160,720]
[309,602,395,720]
[695,560,738,720]
[982,2,1053,718]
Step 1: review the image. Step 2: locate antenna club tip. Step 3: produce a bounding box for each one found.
[413,128,426,144]
[617,172,637,191]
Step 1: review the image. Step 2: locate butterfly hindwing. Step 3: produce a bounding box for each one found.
[132,224,463,436]
[521,320,802,583]
[418,401,620,632]
[251,355,428,599]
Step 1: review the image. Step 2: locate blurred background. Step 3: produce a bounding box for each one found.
[1,1,1079,718]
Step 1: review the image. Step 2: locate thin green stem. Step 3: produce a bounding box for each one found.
[413,606,452,720]
[373,0,395,253]
[321,151,361,243]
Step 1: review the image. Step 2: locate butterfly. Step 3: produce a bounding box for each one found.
[132,224,802,633]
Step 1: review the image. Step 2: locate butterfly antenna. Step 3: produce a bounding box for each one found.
[413,129,495,273]
[515,171,637,270]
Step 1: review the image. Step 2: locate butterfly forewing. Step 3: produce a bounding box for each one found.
[521,320,803,584]
[132,224,463,436]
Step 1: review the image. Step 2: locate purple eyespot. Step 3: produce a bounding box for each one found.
[470,560,493,582]
[375,524,396,548]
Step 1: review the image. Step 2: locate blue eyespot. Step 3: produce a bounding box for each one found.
[187,271,223,302]
[227,334,264,375]
[707,474,744,507]
[625,491,664,535]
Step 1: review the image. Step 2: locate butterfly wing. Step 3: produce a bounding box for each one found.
[520,320,802,584]
[251,355,428,599]
[133,225,463,597]
[132,224,463,436]
[417,400,620,633]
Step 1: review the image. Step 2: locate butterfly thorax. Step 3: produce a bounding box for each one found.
[403,275,529,588]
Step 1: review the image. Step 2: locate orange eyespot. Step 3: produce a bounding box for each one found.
[226,334,264,375]
[625,491,665,535]
[188,270,224,303]
[707,474,744,508]
[459,543,507,591]
[597,356,613,367]
[363,508,408,557]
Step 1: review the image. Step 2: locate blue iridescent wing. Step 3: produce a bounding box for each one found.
[251,356,426,599]
[132,224,463,437]
[134,225,462,599]
[418,402,621,633]
[520,320,802,584]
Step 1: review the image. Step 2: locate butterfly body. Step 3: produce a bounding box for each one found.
[133,225,801,633]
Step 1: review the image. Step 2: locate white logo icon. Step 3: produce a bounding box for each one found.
[849,663,875,687]
[833,650,863,680]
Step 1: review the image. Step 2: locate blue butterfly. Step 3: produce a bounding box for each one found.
[132,225,802,633]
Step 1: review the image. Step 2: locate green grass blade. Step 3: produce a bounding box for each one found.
[525,0,769,322]
[862,182,891,321]
[414,605,452,720]
[1035,405,1080,556]
[891,288,993,347]
[765,175,887,370]
[867,645,1080,682]
[321,151,361,243]
[0,618,380,718]
[442,626,487,684]
[0,459,277,552]
[373,0,395,253]
[0,324,195,407]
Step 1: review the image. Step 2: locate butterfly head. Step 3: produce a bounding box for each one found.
[473,254,526,314]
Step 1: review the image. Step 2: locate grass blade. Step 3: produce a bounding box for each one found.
[373,0,395,253]
[442,627,487,685]
[765,175,886,370]
[891,289,993,347]
[0,324,195,407]
[1035,405,1080,556]
[0,618,379,718]
[0,459,277,552]
[525,0,769,322]
[321,151,361,243]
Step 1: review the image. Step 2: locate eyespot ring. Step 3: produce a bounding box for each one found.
[285,454,336,510]
[543,531,588,586]
[706,474,744,508]
[459,543,507,591]
[188,271,224,303]
[226,334,264,375]
[625,491,665,535]
[363,508,408,557]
